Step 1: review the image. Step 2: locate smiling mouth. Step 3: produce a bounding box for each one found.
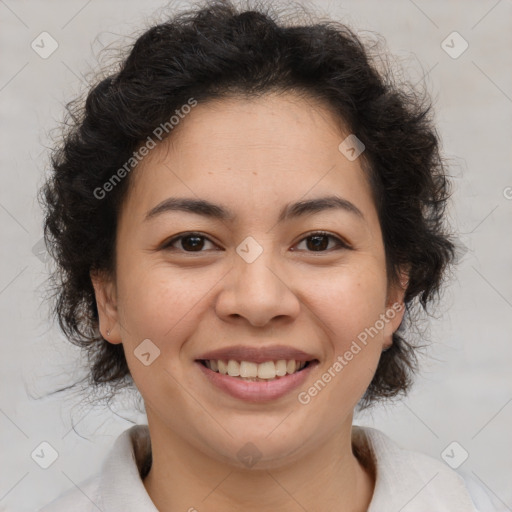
[197,359,316,382]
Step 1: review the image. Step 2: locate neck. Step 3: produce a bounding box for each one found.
[142,416,375,512]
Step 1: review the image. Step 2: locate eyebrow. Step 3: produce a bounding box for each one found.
[144,195,364,224]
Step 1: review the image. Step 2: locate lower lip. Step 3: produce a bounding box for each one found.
[196,361,318,402]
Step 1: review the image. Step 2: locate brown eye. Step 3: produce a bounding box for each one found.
[161,231,350,254]
[293,232,350,252]
[163,232,217,252]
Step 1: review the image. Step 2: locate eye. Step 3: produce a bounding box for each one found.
[161,231,350,253]
[162,232,217,252]
[293,231,351,252]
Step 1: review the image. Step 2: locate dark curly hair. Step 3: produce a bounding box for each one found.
[39,0,455,411]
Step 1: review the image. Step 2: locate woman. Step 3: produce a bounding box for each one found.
[38,1,496,510]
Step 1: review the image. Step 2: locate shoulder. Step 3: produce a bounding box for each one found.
[38,424,155,512]
[353,426,500,512]
[456,470,506,512]
[38,475,102,512]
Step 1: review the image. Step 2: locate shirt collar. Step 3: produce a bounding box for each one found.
[98,424,478,511]
[353,426,478,511]
[99,424,158,512]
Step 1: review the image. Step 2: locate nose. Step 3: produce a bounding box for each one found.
[214,246,301,328]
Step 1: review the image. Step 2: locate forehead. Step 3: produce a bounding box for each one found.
[121,92,377,228]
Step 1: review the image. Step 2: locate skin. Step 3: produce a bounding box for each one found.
[91,91,407,512]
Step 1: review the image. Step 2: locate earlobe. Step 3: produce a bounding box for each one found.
[382,268,409,349]
[90,269,121,344]
[382,300,406,348]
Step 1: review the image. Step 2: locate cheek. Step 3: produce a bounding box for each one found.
[298,289,386,428]
[310,268,388,406]
[115,260,205,347]
[300,263,388,405]
[307,263,388,343]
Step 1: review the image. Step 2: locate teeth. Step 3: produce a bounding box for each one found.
[257,361,276,379]
[240,361,258,378]
[218,360,228,375]
[286,360,297,374]
[275,360,287,376]
[227,360,240,376]
[203,359,309,380]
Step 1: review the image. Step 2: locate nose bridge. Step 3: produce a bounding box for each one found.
[234,234,285,296]
[215,234,300,326]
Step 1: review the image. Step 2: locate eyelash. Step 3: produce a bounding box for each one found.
[161,231,351,253]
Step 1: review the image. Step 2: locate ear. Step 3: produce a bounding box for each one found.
[382,267,409,349]
[90,269,122,344]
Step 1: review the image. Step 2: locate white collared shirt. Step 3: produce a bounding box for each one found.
[38,424,499,511]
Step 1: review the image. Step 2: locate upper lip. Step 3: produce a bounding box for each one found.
[196,345,318,364]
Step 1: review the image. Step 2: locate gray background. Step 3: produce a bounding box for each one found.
[0,0,511,510]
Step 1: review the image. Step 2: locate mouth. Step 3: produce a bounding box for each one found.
[197,358,315,382]
[194,345,319,401]
[194,345,319,402]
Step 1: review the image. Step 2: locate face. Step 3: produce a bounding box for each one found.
[91,91,406,468]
